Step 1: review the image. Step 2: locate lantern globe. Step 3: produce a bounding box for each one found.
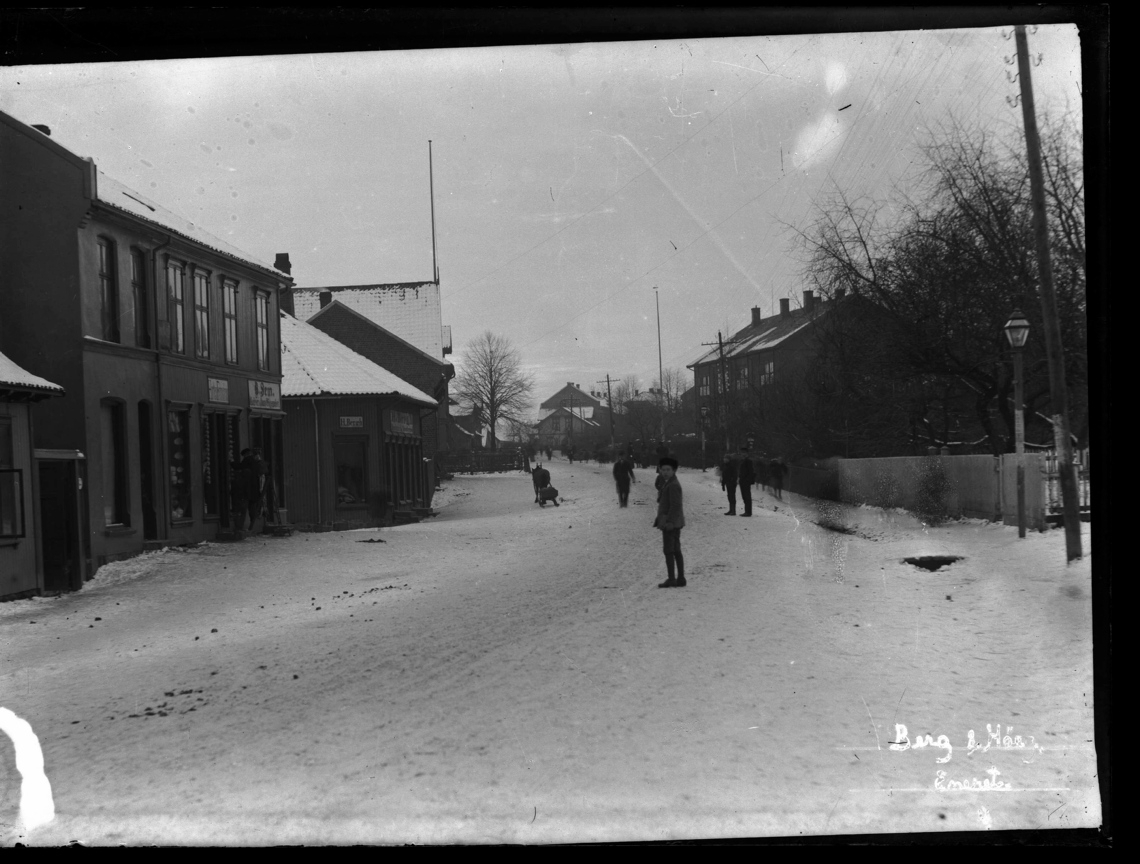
[1004,310,1031,349]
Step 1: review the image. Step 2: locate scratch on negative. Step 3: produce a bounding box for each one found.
[861,696,881,751]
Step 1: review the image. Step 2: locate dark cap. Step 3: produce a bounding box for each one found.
[659,456,679,469]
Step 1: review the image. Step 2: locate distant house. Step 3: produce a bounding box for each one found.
[304,299,455,492]
[0,352,64,600]
[279,313,437,529]
[534,405,603,451]
[538,382,603,419]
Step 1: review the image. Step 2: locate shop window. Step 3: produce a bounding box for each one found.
[0,419,23,538]
[202,414,219,517]
[255,290,270,371]
[167,261,186,354]
[334,437,367,506]
[98,237,120,343]
[194,270,211,359]
[223,280,239,364]
[131,248,150,348]
[101,401,130,526]
[168,407,192,520]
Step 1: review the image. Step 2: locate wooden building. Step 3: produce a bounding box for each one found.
[280,313,437,530]
[304,299,454,497]
[0,352,64,600]
[1,110,293,577]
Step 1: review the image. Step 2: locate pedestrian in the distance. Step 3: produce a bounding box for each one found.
[720,451,740,515]
[230,448,253,531]
[532,463,551,504]
[653,456,686,588]
[756,456,771,495]
[738,448,755,516]
[769,457,787,500]
[248,448,268,529]
[613,451,636,507]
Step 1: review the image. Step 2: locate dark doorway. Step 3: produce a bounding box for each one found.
[39,460,83,592]
[138,401,158,540]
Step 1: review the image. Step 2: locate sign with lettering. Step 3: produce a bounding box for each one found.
[339,416,364,429]
[248,379,281,411]
[207,377,229,404]
[390,409,415,436]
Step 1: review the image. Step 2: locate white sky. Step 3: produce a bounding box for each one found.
[0,24,1082,410]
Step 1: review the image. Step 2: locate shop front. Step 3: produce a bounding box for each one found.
[384,407,429,510]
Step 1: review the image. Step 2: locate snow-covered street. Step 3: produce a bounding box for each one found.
[1,460,1098,844]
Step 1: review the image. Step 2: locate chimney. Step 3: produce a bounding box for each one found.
[751,306,762,327]
[779,298,791,318]
[835,287,846,300]
[274,253,292,275]
[31,124,51,136]
[804,289,815,311]
[319,290,333,309]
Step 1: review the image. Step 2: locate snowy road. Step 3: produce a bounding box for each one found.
[2,460,1099,844]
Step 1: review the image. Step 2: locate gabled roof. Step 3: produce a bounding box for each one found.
[0,351,64,395]
[687,299,838,368]
[279,313,436,405]
[536,405,601,428]
[539,382,603,411]
[95,171,285,278]
[309,300,452,370]
[292,282,444,358]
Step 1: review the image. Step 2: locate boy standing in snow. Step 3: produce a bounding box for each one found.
[653,456,686,588]
[738,448,755,517]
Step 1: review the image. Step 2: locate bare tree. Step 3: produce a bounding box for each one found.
[453,331,535,451]
[794,112,1085,455]
[611,374,640,415]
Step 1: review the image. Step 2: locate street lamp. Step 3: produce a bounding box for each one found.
[1004,309,1031,538]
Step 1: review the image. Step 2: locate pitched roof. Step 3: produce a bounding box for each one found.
[279,313,436,405]
[293,282,444,358]
[309,300,451,370]
[95,172,284,277]
[539,382,602,411]
[687,300,837,367]
[0,351,64,395]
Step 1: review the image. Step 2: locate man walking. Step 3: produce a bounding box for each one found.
[612,451,636,507]
[769,457,787,500]
[532,462,551,504]
[653,456,686,588]
[720,451,739,515]
[738,447,755,516]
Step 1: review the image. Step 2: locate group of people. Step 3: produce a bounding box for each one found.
[230,447,273,531]
[719,449,786,516]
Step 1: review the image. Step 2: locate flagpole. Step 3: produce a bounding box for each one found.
[429,140,439,284]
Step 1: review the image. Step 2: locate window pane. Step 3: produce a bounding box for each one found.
[334,440,366,504]
[132,250,150,348]
[168,409,192,519]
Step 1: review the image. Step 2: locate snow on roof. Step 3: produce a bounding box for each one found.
[96,172,282,276]
[279,313,436,405]
[0,350,64,394]
[293,283,443,358]
[688,306,828,367]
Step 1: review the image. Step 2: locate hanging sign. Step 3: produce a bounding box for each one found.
[207,377,229,404]
[249,379,281,411]
[390,409,415,436]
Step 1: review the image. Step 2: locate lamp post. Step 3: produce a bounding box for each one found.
[1004,309,1031,538]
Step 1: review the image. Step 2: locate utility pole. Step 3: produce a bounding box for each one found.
[1014,25,1082,561]
[654,288,666,443]
[699,331,747,454]
[428,140,439,284]
[598,374,616,448]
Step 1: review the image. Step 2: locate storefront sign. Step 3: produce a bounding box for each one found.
[339,416,364,429]
[207,377,229,404]
[248,379,281,411]
[390,409,415,436]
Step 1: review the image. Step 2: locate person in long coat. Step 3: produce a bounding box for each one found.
[738,448,756,516]
[769,457,787,500]
[612,452,636,507]
[653,456,686,587]
[720,452,740,515]
[532,463,551,504]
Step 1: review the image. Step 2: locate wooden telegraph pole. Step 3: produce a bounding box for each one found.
[598,374,616,448]
[1014,25,1082,561]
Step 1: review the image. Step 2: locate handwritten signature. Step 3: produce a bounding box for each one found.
[889,723,1041,763]
[935,767,1011,791]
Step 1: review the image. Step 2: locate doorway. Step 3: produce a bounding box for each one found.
[38,459,83,592]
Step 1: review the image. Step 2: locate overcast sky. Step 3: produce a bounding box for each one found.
[0,22,1082,410]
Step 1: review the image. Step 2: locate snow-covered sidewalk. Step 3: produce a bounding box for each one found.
[1,463,1097,844]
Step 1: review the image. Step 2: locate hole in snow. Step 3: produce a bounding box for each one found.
[903,556,962,572]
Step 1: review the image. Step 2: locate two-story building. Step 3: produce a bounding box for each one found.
[1,110,293,577]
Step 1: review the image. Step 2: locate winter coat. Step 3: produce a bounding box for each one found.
[612,458,635,489]
[720,457,739,487]
[769,460,787,483]
[654,475,685,531]
[738,455,755,486]
[533,467,551,489]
